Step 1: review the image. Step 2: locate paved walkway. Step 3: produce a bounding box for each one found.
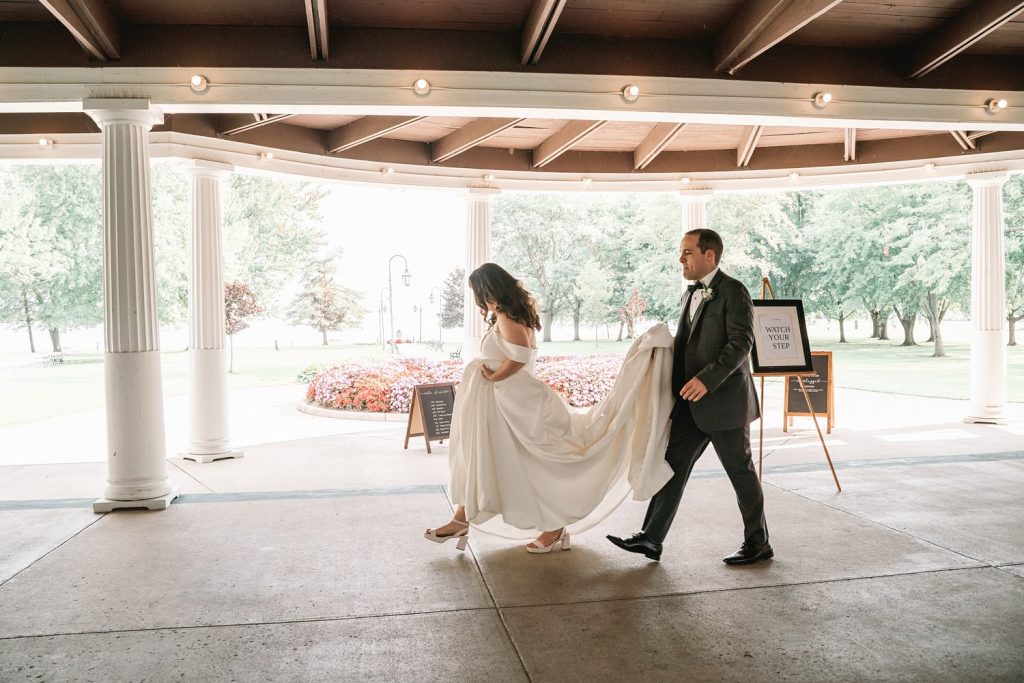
[1,384,1022,681]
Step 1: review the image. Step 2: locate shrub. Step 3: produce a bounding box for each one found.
[305,355,624,413]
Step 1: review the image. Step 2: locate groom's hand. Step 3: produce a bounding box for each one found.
[680,377,708,401]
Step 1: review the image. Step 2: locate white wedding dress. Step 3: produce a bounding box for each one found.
[448,322,677,539]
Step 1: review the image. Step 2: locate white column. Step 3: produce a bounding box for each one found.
[85,99,177,512]
[965,171,1009,424]
[679,189,712,288]
[463,188,499,362]
[182,161,243,463]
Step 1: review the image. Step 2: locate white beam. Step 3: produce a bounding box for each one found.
[521,0,567,65]
[844,127,856,161]
[951,130,977,151]
[218,113,294,136]
[431,118,524,163]
[533,120,605,167]
[303,0,329,60]
[327,116,426,153]
[39,0,119,60]
[737,125,764,167]
[634,122,686,170]
[715,0,844,75]
[907,0,1024,79]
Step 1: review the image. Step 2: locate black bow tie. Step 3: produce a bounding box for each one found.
[686,282,705,293]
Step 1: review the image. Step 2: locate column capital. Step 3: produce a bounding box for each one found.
[84,98,164,130]
[678,188,714,202]
[462,186,501,201]
[964,170,1009,188]
[185,159,234,180]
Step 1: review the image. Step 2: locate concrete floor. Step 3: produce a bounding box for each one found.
[1,386,1022,681]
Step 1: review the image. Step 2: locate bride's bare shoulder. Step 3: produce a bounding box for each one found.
[495,311,532,347]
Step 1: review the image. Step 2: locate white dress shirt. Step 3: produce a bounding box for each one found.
[687,267,719,322]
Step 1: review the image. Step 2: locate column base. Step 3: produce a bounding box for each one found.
[963,415,1008,425]
[93,488,179,513]
[180,450,245,464]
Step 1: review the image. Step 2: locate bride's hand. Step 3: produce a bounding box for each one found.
[481,365,495,381]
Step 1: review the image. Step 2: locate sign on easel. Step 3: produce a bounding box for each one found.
[784,351,834,433]
[404,382,456,454]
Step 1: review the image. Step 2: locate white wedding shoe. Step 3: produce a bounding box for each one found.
[424,519,469,551]
[526,528,570,554]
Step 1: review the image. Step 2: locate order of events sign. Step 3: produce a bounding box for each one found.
[750,300,814,375]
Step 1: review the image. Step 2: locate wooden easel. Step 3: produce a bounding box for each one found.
[755,277,841,492]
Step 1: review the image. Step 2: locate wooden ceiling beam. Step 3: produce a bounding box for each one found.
[634,122,686,170]
[906,0,1024,79]
[950,130,977,150]
[715,0,844,75]
[431,118,524,164]
[737,125,764,167]
[327,116,426,153]
[303,0,329,60]
[38,0,119,60]
[532,120,606,168]
[844,127,856,161]
[521,0,567,65]
[218,114,295,136]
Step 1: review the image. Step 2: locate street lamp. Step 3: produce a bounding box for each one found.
[378,287,389,350]
[387,254,411,353]
[413,304,423,342]
[428,286,443,345]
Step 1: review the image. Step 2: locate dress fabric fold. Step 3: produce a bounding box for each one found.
[448,323,676,539]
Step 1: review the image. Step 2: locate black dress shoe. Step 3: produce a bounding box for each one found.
[606,532,662,561]
[723,543,774,565]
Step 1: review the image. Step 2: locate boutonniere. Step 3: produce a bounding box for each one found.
[697,287,715,303]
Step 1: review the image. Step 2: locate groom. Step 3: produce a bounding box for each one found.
[608,228,771,564]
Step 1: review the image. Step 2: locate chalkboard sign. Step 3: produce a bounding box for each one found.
[784,351,834,433]
[404,382,457,453]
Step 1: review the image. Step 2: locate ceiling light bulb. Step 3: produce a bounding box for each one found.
[788,172,800,182]
[413,78,431,96]
[483,173,495,182]
[258,151,273,160]
[681,177,691,185]
[923,162,935,172]
[189,74,208,93]
[621,85,640,103]
[986,98,1008,114]
[813,92,832,108]
[582,177,592,188]
[38,138,53,148]
[381,167,394,176]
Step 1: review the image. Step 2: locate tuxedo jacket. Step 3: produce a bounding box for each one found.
[671,270,760,432]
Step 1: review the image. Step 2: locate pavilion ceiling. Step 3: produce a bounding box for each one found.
[2,0,1024,178]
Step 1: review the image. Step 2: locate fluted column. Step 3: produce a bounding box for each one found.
[183,161,243,463]
[86,99,177,512]
[463,188,498,362]
[965,171,1009,424]
[680,189,713,288]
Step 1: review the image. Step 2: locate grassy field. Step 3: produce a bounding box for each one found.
[1,334,1021,429]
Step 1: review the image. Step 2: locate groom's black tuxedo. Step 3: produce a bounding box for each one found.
[643,269,769,548]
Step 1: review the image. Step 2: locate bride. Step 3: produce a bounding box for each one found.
[424,263,676,553]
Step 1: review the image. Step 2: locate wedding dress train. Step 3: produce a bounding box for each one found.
[448,323,676,540]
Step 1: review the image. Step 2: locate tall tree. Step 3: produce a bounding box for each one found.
[151,162,189,327]
[1003,175,1024,345]
[575,258,614,346]
[223,175,328,315]
[224,281,262,373]
[287,259,365,345]
[439,266,465,329]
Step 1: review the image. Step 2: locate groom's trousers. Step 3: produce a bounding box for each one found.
[642,401,768,547]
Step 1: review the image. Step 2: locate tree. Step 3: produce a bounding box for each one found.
[151,162,189,327]
[287,260,365,345]
[223,175,328,315]
[439,267,465,329]
[1004,175,1024,345]
[618,289,647,340]
[575,259,614,346]
[224,281,262,373]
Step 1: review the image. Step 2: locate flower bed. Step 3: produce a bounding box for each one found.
[304,355,623,413]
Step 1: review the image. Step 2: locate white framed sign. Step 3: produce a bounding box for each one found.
[751,299,813,375]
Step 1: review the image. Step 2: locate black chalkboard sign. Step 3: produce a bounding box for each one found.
[404,382,456,453]
[784,351,834,432]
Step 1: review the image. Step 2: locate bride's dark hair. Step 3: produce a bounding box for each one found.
[468,263,542,331]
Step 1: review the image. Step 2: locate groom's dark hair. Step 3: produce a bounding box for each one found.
[686,228,723,264]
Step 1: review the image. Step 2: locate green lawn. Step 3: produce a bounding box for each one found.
[1,336,1021,428]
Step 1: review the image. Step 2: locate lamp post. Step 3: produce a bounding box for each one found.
[388,254,411,353]
[378,287,388,351]
[413,304,423,342]
[428,286,443,345]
